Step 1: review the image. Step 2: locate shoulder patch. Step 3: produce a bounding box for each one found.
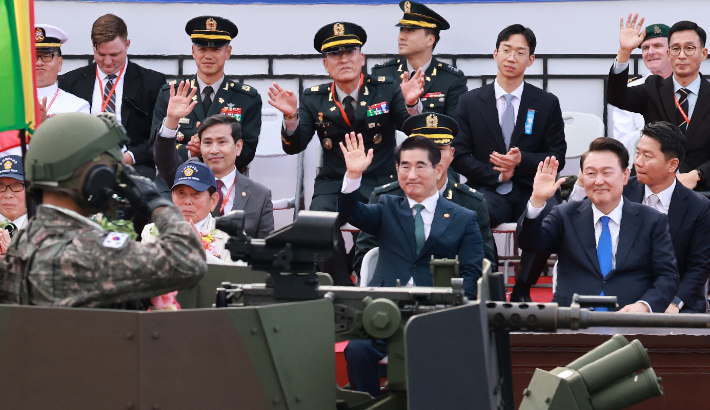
[102,232,130,249]
[304,83,331,95]
[454,183,483,199]
[232,82,258,97]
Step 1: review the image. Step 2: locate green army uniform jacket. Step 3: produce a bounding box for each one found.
[0,205,206,307]
[151,76,262,169]
[353,179,497,274]
[371,57,467,118]
[281,74,410,200]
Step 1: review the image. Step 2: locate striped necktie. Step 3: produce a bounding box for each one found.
[104,74,117,114]
[677,88,690,134]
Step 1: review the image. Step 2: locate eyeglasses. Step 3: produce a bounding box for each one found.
[669,45,697,56]
[36,53,58,63]
[397,165,432,175]
[326,48,359,61]
[0,183,24,193]
[497,48,529,61]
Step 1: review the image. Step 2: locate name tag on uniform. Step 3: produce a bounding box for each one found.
[103,232,130,249]
[179,117,190,125]
[367,102,389,117]
[525,109,535,135]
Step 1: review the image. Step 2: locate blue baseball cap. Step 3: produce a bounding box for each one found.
[172,161,216,192]
[0,156,24,182]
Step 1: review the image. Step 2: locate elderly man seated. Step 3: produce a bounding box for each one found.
[0,155,28,254]
[142,161,239,265]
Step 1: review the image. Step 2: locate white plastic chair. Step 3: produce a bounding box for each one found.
[359,247,379,287]
[561,112,604,175]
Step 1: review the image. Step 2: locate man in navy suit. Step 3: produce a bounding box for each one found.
[339,132,484,396]
[451,24,567,302]
[517,138,678,313]
[625,122,710,312]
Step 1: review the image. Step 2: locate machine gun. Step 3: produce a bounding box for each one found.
[214,211,710,410]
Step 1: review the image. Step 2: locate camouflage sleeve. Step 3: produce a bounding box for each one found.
[56,205,207,307]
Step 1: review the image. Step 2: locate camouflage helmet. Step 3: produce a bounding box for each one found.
[26,112,128,184]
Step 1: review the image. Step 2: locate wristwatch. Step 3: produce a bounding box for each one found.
[696,169,705,184]
[672,296,684,310]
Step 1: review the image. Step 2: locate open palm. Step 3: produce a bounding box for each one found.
[167,81,198,120]
[340,132,373,178]
[619,13,646,51]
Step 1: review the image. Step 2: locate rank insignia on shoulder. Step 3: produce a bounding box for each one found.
[438,63,442,67]
[469,188,476,193]
[241,85,251,92]
[378,76,386,82]
[103,232,130,249]
[447,64,458,72]
[311,86,320,92]
[179,117,190,124]
[382,183,391,189]
[168,80,177,85]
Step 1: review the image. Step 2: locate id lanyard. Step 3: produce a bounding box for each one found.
[96,64,126,113]
[45,88,60,113]
[219,173,238,215]
[674,92,691,125]
[331,74,364,128]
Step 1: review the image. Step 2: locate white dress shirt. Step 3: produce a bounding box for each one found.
[217,166,238,213]
[194,215,210,233]
[0,213,27,230]
[609,75,648,159]
[91,62,126,123]
[643,179,675,215]
[196,74,225,107]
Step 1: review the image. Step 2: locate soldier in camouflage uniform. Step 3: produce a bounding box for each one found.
[352,113,496,277]
[371,1,467,118]
[0,112,207,307]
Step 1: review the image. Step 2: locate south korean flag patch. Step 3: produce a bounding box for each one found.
[103,232,130,249]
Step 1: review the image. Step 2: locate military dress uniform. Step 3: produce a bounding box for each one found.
[150,16,262,170]
[372,57,466,117]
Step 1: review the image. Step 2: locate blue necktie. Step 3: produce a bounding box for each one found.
[413,204,425,254]
[496,94,515,195]
[596,216,613,311]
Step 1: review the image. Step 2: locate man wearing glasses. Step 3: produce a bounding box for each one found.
[35,24,89,122]
[608,16,710,191]
[451,24,566,302]
[0,156,27,254]
[268,22,424,285]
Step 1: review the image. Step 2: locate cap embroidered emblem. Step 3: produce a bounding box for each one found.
[206,18,217,31]
[404,1,411,13]
[184,167,194,176]
[654,25,662,34]
[35,28,44,42]
[426,114,438,128]
[3,161,11,170]
[333,23,345,36]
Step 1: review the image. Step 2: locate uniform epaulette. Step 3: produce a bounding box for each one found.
[367,75,394,84]
[438,62,465,76]
[230,82,259,97]
[453,182,483,199]
[373,181,401,195]
[161,78,193,91]
[628,75,642,83]
[374,58,400,68]
[304,83,331,95]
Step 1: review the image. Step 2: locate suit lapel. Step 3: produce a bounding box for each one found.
[624,178,645,203]
[660,76,678,125]
[394,197,417,257]
[667,181,687,240]
[611,200,641,274]
[353,75,377,129]
[417,198,453,257]
[121,62,140,128]
[479,84,507,153]
[510,83,539,147]
[207,77,231,117]
[230,174,250,211]
[687,74,710,138]
[573,200,602,275]
[77,63,98,107]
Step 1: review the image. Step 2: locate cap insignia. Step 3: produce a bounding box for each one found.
[426,114,438,128]
[3,161,12,170]
[35,28,44,42]
[334,23,345,36]
[206,18,217,31]
[654,25,662,34]
[183,167,195,176]
[404,1,411,13]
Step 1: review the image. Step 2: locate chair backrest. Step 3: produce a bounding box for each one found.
[563,112,605,158]
[359,247,379,287]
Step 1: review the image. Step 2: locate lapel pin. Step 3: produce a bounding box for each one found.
[242,192,247,197]
[444,213,450,218]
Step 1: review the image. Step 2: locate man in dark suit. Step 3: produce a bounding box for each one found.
[518,138,678,313]
[608,16,710,190]
[451,24,566,302]
[154,100,273,239]
[371,1,467,117]
[625,122,710,312]
[339,133,484,396]
[151,16,262,171]
[353,113,496,274]
[58,14,166,179]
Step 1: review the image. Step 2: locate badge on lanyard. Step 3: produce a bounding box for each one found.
[525,109,536,135]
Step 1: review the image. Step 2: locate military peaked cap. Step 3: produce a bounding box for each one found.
[314,22,367,54]
[185,16,238,47]
[395,1,450,31]
[403,113,458,145]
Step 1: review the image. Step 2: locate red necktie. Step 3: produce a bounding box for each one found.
[216,179,225,215]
